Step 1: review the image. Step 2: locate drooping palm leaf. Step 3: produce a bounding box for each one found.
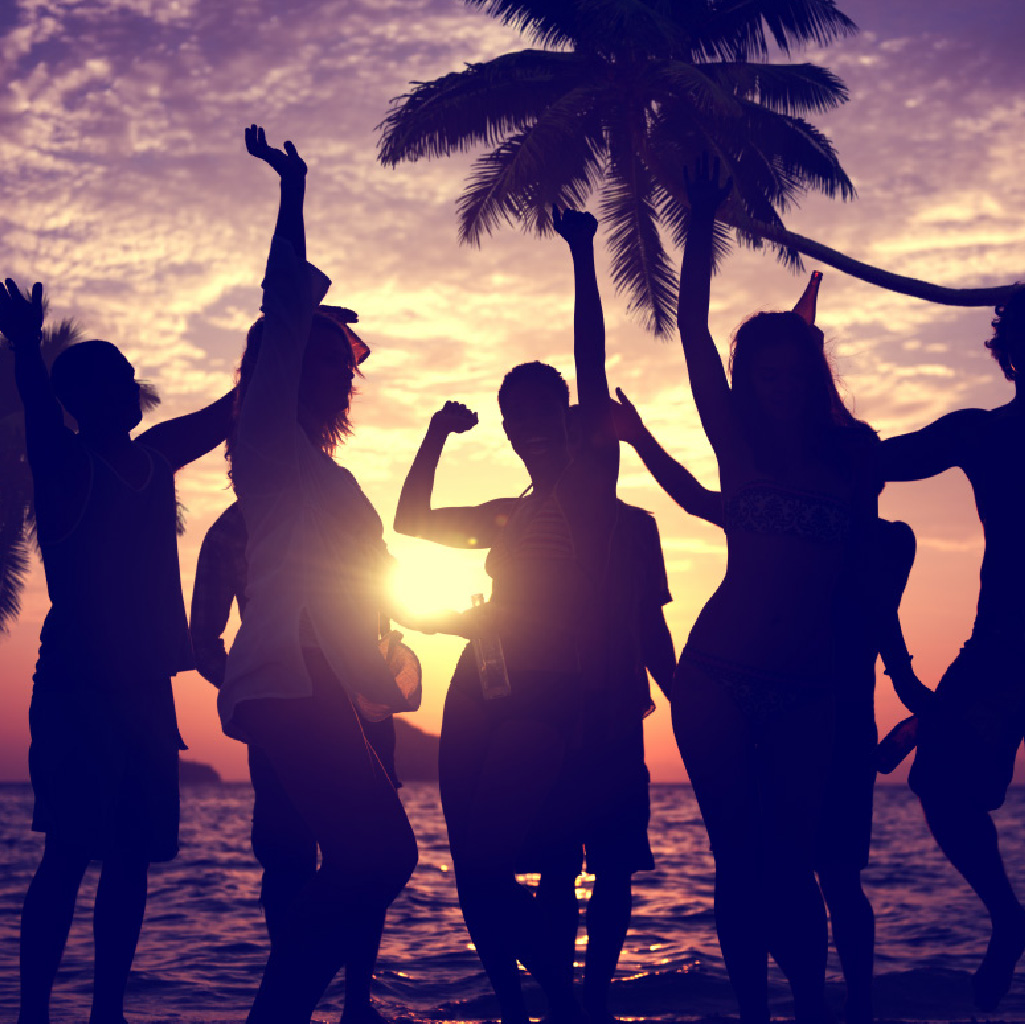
[601,135,678,335]
[458,84,606,242]
[701,60,849,115]
[694,0,857,59]
[378,50,595,164]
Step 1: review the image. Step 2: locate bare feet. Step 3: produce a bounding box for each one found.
[972,906,1025,1011]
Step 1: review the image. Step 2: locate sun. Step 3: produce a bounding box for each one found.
[387,534,493,620]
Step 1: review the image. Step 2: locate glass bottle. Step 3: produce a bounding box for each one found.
[471,593,511,699]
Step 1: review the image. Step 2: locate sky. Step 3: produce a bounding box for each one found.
[1,0,1024,782]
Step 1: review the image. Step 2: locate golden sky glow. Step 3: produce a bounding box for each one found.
[1,0,1024,781]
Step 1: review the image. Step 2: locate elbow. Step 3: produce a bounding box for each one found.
[392,507,421,538]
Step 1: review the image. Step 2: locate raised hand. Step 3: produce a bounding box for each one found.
[244,124,307,181]
[611,387,648,445]
[0,279,44,350]
[683,153,733,217]
[553,205,598,249]
[429,400,478,437]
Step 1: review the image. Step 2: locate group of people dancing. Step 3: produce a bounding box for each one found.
[2,128,1024,1024]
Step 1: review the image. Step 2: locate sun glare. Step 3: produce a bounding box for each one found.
[388,537,492,619]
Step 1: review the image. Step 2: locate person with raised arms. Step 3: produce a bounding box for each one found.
[0,276,234,1024]
[393,207,617,1024]
[662,156,880,1024]
[218,126,417,1024]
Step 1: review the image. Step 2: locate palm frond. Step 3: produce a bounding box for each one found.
[378,50,596,164]
[0,470,33,634]
[458,85,606,244]
[40,318,86,369]
[693,0,858,59]
[737,102,855,204]
[176,492,187,537]
[700,60,848,115]
[601,140,678,336]
[463,0,583,47]
[138,380,161,414]
[642,59,743,118]
[575,0,690,56]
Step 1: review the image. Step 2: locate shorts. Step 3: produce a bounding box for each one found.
[909,632,1025,812]
[815,700,876,870]
[520,714,654,877]
[29,667,183,863]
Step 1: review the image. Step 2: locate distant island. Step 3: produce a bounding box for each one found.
[178,759,223,786]
[176,718,440,786]
[393,718,440,783]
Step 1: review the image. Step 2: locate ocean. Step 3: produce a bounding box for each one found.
[0,782,1024,1022]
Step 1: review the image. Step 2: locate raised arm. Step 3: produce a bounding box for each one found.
[553,208,617,470]
[0,280,87,532]
[137,389,235,472]
[234,126,328,484]
[613,388,723,527]
[677,158,737,458]
[246,124,307,261]
[394,401,513,548]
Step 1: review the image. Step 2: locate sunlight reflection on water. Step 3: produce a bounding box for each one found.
[0,783,1024,1020]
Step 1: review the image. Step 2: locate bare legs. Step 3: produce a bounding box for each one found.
[818,867,873,1024]
[918,793,1025,1011]
[582,871,633,1022]
[441,685,579,1024]
[235,664,418,1024]
[19,836,149,1024]
[672,662,832,1024]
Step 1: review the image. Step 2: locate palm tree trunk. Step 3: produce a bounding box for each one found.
[726,215,1020,307]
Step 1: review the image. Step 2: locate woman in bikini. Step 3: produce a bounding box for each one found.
[668,160,879,1024]
[393,208,617,1024]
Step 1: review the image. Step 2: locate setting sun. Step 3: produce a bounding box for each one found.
[388,535,493,619]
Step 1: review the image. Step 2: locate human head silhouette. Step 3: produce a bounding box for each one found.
[498,361,571,475]
[987,287,1025,382]
[50,339,142,435]
[730,310,836,434]
[235,311,359,455]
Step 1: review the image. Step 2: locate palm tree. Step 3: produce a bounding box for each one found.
[378,0,1017,334]
[0,319,163,634]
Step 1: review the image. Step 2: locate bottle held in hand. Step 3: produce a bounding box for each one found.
[471,593,511,700]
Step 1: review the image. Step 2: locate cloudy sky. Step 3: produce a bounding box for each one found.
[1,0,1023,782]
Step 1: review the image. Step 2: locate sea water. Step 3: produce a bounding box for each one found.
[0,783,1023,1022]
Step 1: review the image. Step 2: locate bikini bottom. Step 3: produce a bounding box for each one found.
[677,647,829,729]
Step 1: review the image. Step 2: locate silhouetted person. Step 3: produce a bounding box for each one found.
[613,382,922,1023]
[218,126,417,1024]
[816,516,917,1024]
[880,286,1025,1012]
[0,279,234,1024]
[393,208,618,1024]
[191,501,400,980]
[535,497,675,1024]
[665,159,879,1024]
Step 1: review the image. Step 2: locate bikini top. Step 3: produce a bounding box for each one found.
[723,480,851,545]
